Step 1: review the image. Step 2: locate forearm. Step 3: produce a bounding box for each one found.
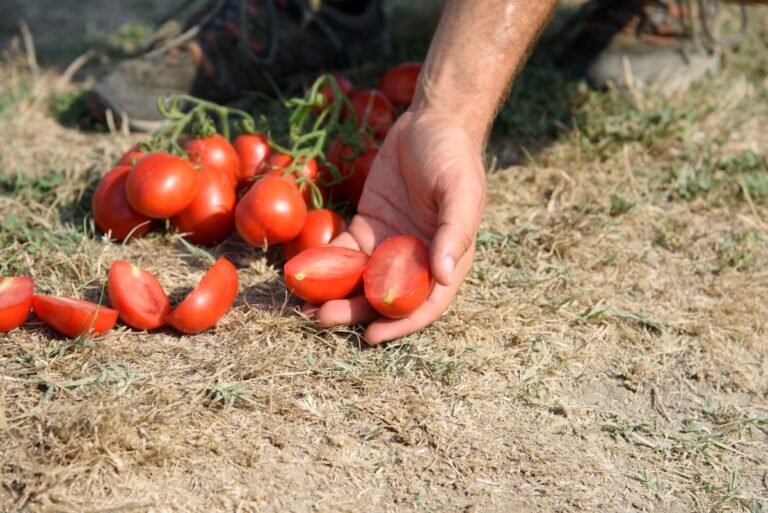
[411,0,556,146]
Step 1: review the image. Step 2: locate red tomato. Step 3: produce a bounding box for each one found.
[117,145,144,167]
[0,276,33,332]
[363,235,432,319]
[92,165,154,241]
[108,260,170,330]
[348,89,396,138]
[325,134,379,207]
[263,153,321,206]
[171,166,236,246]
[183,134,240,188]
[284,246,368,303]
[318,73,355,111]
[378,62,422,108]
[126,152,198,218]
[233,133,272,186]
[235,174,308,246]
[284,209,346,260]
[166,258,238,334]
[32,295,118,338]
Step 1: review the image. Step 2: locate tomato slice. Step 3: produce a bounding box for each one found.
[0,276,34,332]
[363,235,432,319]
[108,260,170,330]
[284,246,368,304]
[166,258,238,334]
[32,295,118,338]
[284,209,346,260]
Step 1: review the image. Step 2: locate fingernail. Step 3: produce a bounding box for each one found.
[443,256,455,282]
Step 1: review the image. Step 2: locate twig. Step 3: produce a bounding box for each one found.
[57,49,97,88]
[18,21,39,79]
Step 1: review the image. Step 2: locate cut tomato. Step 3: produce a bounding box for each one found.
[284,209,346,260]
[0,276,34,332]
[108,260,170,330]
[284,246,368,304]
[166,258,238,334]
[32,295,118,338]
[363,235,432,319]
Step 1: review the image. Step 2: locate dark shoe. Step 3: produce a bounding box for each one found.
[90,0,388,131]
[565,0,748,93]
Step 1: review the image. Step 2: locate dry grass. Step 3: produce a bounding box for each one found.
[2,2,768,512]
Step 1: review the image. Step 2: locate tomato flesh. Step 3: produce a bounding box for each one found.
[126,152,198,218]
[284,209,346,260]
[92,166,154,241]
[183,134,240,188]
[108,260,170,330]
[171,166,236,246]
[363,235,432,319]
[0,276,34,332]
[284,246,368,304]
[235,175,308,246]
[166,258,239,334]
[233,133,272,187]
[32,295,118,338]
[378,62,422,109]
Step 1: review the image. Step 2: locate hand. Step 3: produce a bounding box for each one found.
[306,108,486,344]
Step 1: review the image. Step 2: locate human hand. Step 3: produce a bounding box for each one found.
[305,108,486,343]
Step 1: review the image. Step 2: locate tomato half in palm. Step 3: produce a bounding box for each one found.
[235,174,308,246]
[363,235,432,319]
[378,62,422,109]
[233,133,272,187]
[284,209,346,260]
[348,89,396,139]
[32,295,118,338]
[0,276,34,332]
[171,166,236,246]
[166,257,238,334]
[284,246,368,304]
[92,165,154,241]
[108,260,170,330]
[183,134,240,188]
[126,152,198,218]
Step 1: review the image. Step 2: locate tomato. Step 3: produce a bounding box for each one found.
[284,209,346,260]
[284,246,368,303]
[32,295,118,338]
[363,235,432,319]
[171,166,236,246]
[166,258,238,334]
[92,165,154,241]
[233,133,272,186]
[378,62,422,109]
[183,134,240,188]
[0,276,33,332]
[263,153,320,207]
[325,134,379,207]
[108,260,170,330]
[318,73,354,111]
[235,174,308,246]
[348,89,396,139]
[117,145,144,167]
[126,152,198,218]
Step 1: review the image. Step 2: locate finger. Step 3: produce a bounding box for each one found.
[314,294,379,327]
[329,230,362,250]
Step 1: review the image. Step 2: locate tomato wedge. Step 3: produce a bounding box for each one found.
[32,295,118,338]
[0,276,34,332]
[166,258,238,334]
[284,209,346,260]
[284,246,368,304]
[363,235,432,319]
[108,260,170,330]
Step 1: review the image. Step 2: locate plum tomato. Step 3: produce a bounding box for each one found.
[108,260,170,330]
[92,165,154,241]
[171,166,236,246]
[325,134,379,207]
[165,257,238,334]
[263,153,321,207]
[117,145,145,167]
[363,235,432,319]
[378,62,422,109]
[233,133,272,187]
[348,89,396,139]
[32,295,118,338]
[317,73,354,111]
[284,246,368,304]
[0,276,34,332]
[235,174,308,246]
[183,134,240,188]
[283,209,346,260]
[125,152,198,218]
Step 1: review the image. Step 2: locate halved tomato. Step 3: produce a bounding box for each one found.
[378,62,422,109]
[92,165,154,241]
[108,260,170,330]
[363,235,432,319]
[166,258,238,334]
[171,166,236,246]
[284,209,346,260]
[0,276,34,332]
[284,246,368,304]
[235,174,308,246]
[32,295,118,338]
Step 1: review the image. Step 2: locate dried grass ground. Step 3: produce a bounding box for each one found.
[1,2,768,512]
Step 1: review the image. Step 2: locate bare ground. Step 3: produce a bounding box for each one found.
[1,2,767,512]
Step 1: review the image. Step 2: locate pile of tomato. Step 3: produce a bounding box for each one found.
[1,63,433,339]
